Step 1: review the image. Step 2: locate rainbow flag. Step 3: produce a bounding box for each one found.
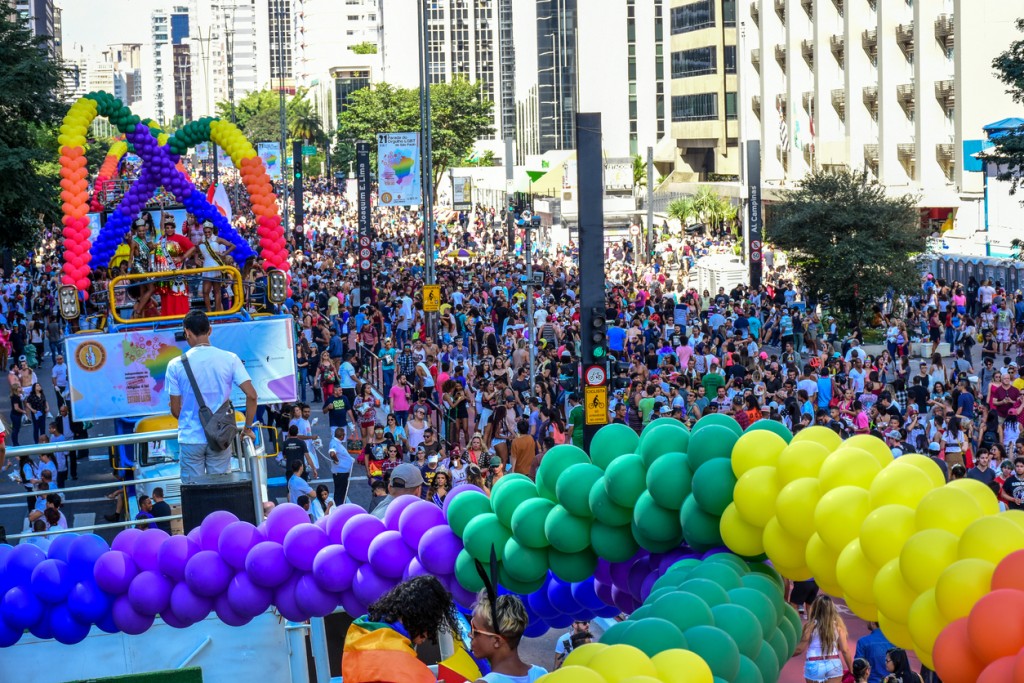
[437,641,483,683]
[341,617,436,683]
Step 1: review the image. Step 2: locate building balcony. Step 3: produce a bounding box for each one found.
[752,94,761,118]
[832,0,844,16]
[936,142,954,163]
[862,29,877,59]
[896,23,914,59]
[751,1,759,25]
[801,0,813,18]
[802,90,813,112]
[752,48,761,73]
[862,85,878,116]
[897,82,915,117]
[775,44,787,70]
[867,0,876,9]
[830,34,845,67]
[777,93,788,112]
[864,144,879,163]
[934,14,954,50]
[898,142,916,177]
[802,39,815,68]
[775,0,786,21]
[934,79,955,114]
[831,88,846,120]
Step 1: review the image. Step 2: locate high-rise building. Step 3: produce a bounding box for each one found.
[737,0,1024,232]
[15,0,57,56]
[61,43,89,104]
[94,44,144,107]
[190,0,262,118]
[149,4,191,125]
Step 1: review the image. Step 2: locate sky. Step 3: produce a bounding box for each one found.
[57,0,154,53]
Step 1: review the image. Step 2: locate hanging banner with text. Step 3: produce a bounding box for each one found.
[746,140,763,290]
[357,141,374,305]
[376,132,422,207]
[257,142,283,180]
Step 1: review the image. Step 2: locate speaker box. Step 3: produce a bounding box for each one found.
[180,472,257,533]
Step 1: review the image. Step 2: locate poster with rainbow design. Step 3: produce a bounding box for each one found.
[376,132,422,207]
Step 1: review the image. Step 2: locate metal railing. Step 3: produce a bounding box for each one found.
[108,265,246,325]
[357,343,449,442]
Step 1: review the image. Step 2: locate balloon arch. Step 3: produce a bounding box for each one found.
[57,91,289,298]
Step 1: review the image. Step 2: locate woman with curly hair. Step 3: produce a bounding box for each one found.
[342,575,459,683]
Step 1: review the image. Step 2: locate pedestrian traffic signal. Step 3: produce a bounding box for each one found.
[591,306,608,359]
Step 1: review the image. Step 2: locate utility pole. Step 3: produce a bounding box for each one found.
[646,145,655,265]
[224,8,240,209]
[275,8,290,238]
[418,0,436,338]
[525,215,536,389]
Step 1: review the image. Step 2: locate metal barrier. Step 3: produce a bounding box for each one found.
[108,265,246,325]
[358,342,384,391]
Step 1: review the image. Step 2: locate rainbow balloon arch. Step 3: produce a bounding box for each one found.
[57,91,289,299]
[3,413,1024,683]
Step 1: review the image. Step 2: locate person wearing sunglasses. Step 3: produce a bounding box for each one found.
[470,591,547,681]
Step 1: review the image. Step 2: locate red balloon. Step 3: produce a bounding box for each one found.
[75,278,89,289]
[992,550,1024,592]
[969,590,1024,663]
[62,275,75,286]
[979,656,1018,683]
[934,618,988,683]
[1014,646,1024,683]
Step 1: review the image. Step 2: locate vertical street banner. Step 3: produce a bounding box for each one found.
[376,132,422,206]
[357,141,374,305]
[746,140,763,290]
[452,176,472,209]
[257,142,283,180]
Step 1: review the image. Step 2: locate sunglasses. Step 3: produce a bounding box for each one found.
[470,621,503,639]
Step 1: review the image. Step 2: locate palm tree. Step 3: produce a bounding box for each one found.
[667,196,696,224]
[289,107,324,145]
[632,153,647,195]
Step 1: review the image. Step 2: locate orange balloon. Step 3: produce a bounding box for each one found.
[992,550,1024,592]
[979,656,1018,683]
[1014,647,1024,683]
[968,590,1024,663]
[933,618,988,683]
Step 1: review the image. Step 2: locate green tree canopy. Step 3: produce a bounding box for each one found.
[215,87,324,145]
[765,169,926,325]
[349,41,378,55]
[0,11,64,253]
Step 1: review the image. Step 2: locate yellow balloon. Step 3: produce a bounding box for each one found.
[588,644,659,683]
[958,514,1024,563]
[895,453,947,489]
[899,528,959,594]
[762,517,809,569]
[775,478,822,540]
[562,643,608,668]
[947,478,1000,516]
[860,504,917,568]
[933,558,995,623]
[907,589,947,664]
[805,533,841,590]
[869,462,937,509]
[720,503,766,557]
[814,486,872,553]
[877,613,916,650]
[619,678,663,683]
[918,650,936,674]
[1003,509,1024,531]
[536,666,607,683]
[651,649,715,683]
[844,594,879,621]
[818,447,882,492]
[843,434,895,469]
[733,466,780,528]
[874,558,919,624]
[791,425,843,451]
[732,430,788,478]
[776,440,831,486]
[915,486,984,536]
[836,539,880,605]
[772,562,813,581]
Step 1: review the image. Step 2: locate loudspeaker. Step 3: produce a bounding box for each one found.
[180,472,257,533]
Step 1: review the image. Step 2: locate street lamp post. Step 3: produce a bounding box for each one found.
[275,7,290,237]
[417,0,436,338]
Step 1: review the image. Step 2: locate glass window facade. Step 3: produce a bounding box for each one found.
[670,0,715,34]
[671,93,718,121]
[672,46,717,78]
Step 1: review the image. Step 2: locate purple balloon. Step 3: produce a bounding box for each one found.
[184,550,233,597]
[160,609,192,629]
[312,545,358,593]
[274,574,311,622]
[111,528,144,555]
[296,573,340,617]
[442,484,485,518]
[608,558,633,590]
[2,585,44,630]
[639,572,659,603]
[338,589,367,617]
[449,580,479,609]
[656,549,697,575]
[94,550,138,595]
[6,543,46,586]
[594,558,613,586]
[368,531,415,579]
[325,504,366,544]
[701,546,730,560]
[186,526,203,546]
[383,495,422,531]
[227,573,272,618]
[265,503,310,544]
[352,564,394,607]
[31,559,73,604]
[417,525,463,576]
[341,514,386,564]
[67,580,111,623]
[170,582,213,623]
[132,528,169,572]
[128,570,172,616]
[611,585,637,614]
[594,579,614,608]
[245,541,293,588]
[218,521,263,571]
[95,611,118,634]
[46,534,80,563]
[284,523,329,573]
[214,593,253,627]
[403,557,429,581]
[158,534,200,582]
[200,510,240,552]
[398,500,446,549]
[49,604,90,645]
[112,594,154,635]
[627,557,653,600]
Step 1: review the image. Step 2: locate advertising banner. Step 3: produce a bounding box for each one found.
[65,317,298,421]
[356,141,374,305]
[746,140,763,290]
[452,176,472,209]
[376,132,422,206]
[257,142,283,180]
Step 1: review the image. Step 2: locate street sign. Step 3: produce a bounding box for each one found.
[584,386,609,425]
[423,285,441,312]
[584,365,606,387]
[302,145,317,156]
[629,224,641,237]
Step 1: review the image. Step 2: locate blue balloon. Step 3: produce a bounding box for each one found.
[546,578,577,615]
[67,580,111,624]
[2,586,43,630]
[523,618,549,638]
[67,534,109,580]
[544,612,574,630]
[596,602,622,618]
[527,586,559,621]
[6,543,46,586]
[49,604,90,645]
[570,579,605,612]
[47,534,79,563]
[28,607,53,639]
[0,544,14,594]
[31,559,74,604]
[0,614,21,647]
[95,611,119,634]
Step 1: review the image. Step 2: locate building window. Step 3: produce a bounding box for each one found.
[672,93,718,121]
[725,92,737,119]
[723,0,737,26]
[670,0,715,34]
[671,46,716,78]
[724,45,736,73]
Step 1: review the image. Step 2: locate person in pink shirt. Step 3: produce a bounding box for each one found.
[388,373,414,425]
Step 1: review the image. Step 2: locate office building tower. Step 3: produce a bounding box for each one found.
[150,4,192,124]
[189,0,263,118]
[15,0,57,56]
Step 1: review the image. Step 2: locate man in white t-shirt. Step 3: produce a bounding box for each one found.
[167,310,258,482]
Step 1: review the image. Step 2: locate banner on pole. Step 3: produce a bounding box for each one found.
[452,176,472,210]
[746,140,763,290]
[357,141,374,305]
[257,142,283,180]
[376,132,422,207]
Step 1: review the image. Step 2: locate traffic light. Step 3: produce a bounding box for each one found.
[591,306,608,360]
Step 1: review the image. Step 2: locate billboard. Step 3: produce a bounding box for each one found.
[257,142,283,180]
[376,132,422,206]
[452,176,472,209]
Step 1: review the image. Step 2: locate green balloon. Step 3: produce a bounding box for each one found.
[463,513,511,562]
[680,495,724,550]
[741,574,788,622]
[693,413,744,437]
[646,452,693,510]
[649,561,700,594]
[597,619,634,645]
[501,537,549,583]
[544,505,593,554]
[736,655,765,683]
[536,445,590,502]
[637,421,691,467]
[683,625,741,681]
[589,478,634,526]
[619,617,688,658]
[691,458,738,517]
[646,590,715,633]
[766,630,789,668]
[711,603,764,659]
[753,638,781,683]
[604,454,647,508]
[454,549,484,592]
[498,565,545,595]
[633,491,683,542]
[630,604,654,621]
[727,587,779,638]
[632,520,685,553]
[745,418,794,443]
[555,463,604,517]
[705,553,752,576]
[676,578,731,608]
[548,547,597,583]
[686,561,744,591]
[746,562,785,591]
[783,603,803,643]
[491,477,539,528]
[589,423,640,470]
[644,587,676,606]
[590,521,640,562]
[447,491,494,537]
[687,424,741,471]
[777,616,798,658]
[510,498,555,549]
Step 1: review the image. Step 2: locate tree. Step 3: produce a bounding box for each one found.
[349,41,378,55]
[632,153,647,194]
[0,12,64,254]
[766,169,925,325]
[667,196,695,224]
[462,149,498,167]
[215,87,323,145]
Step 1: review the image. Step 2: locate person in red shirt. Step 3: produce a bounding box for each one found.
[989,372,1021,446]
